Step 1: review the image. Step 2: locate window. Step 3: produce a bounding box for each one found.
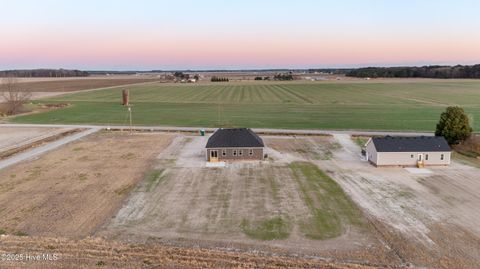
[222,149,226,156]
[239,150,243,156]
[233,150,237,156]
[425,154,429,161]
[411,155,414,158]
[249,149,254,156]
[441,154,444,160]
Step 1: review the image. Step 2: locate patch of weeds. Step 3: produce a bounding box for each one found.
[77,156,90,162]
[452,151,480,169]
[115,184,133,195]
[266,174,279,201]
[96,261,106,266]
[241,217,291,240]
[72,147,84,152]
[121,152,136,160]
[145,170,166,192]
[0,228,6,235]
[46,245,56,250]
[329,142,342,150]
[290,162,366,240]
[27,167,42,178]
[10,174,16,179]
[14,231,28,236]
[352,137,369,148]
[78,173,88,181]
[396,190,415,199]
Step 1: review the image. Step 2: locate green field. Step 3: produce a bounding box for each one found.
[11,81,480,131]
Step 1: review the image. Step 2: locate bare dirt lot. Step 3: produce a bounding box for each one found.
[1,131,479,268]
[99,135,399,266]
[0,132,173,238]
[314,134,480,269]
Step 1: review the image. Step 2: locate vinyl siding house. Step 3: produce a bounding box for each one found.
[206,128,265,162]
[365,136,452,167]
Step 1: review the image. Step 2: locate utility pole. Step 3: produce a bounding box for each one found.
[128,105,133,134]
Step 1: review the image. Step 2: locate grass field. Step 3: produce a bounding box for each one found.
[11,81,480,131]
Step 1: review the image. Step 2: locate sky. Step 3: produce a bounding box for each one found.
[0,0,479,70]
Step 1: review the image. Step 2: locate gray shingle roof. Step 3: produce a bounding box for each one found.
[372,136,451,152]
[206,128,264,148]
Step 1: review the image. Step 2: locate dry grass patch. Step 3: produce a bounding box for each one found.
[290,162,366,240]
[0,132,174,237]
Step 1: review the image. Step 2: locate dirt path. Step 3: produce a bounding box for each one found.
[0,128,100,170]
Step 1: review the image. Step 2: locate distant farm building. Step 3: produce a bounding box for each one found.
[365,136,451,167]
[206,128,264,162]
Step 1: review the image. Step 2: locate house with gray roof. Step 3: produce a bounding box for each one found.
[365,136,452,167]
[206,128,265,162]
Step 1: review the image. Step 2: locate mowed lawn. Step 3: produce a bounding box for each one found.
[11,81,480,131]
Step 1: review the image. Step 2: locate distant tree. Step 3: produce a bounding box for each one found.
[193,74,200,81]
[346,64,480,79]
[435,106,473,144]
[273,73,294,81]
[1,76,32,115]
[0,69,88,77]
[254,77,263,80]
[211,76,229,82]
[173,72,185,79]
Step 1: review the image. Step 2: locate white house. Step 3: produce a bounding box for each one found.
[365,136,452,167]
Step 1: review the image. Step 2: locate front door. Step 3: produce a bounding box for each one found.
[210,150,218,162]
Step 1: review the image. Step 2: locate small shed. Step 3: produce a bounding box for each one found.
[206,128,264,162]
[365,136,452,167]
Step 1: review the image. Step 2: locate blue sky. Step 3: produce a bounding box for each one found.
[1,0,479,70]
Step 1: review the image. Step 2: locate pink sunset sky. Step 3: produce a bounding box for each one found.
[1,0,479,70]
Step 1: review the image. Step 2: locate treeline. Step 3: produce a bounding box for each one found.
[346,65,480,79]
[0,69,89,77]
[211,76,229,82]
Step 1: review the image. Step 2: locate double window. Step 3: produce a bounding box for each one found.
[249,149,254,156]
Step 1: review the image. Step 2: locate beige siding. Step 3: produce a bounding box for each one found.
[207,147,264,161]
[376,151,451,166]
[365,140,451,166]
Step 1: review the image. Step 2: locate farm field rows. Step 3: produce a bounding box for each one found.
[11,80,480,131]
